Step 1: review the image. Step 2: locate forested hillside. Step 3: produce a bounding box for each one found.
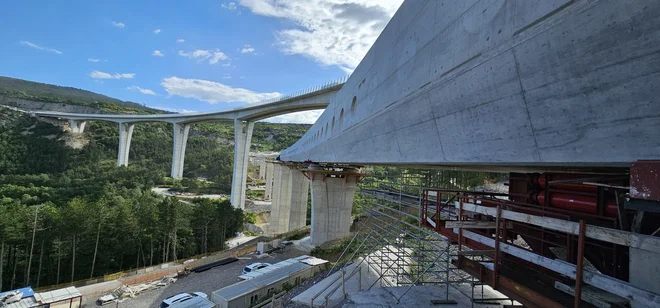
[0,76,157,112]
[0,88,310,291]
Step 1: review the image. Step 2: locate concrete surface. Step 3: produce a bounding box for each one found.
[292,259,380,308]
[630,248,660,308]
[270,164,292,234]
[34,83,340,124]
[69,119,86,133]
[310,175,357,246]
[281,0,660,167]
[293,244,415,307]
[345,285,512,308]
[170,123,190,179]
[230,119,254,209]
[289,170,310,231]
[259,161,266,180]
[292,236,315,253]
[265,162,274,200]
[116,122,134,167]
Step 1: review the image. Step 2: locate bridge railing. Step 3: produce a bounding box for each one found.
[251,75,348,107]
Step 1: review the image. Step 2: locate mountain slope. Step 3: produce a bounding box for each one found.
[0,76,160,113]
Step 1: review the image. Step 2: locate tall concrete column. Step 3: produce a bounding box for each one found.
[230,119,255,209]
[171,123,190,179]
[117,122,135,167]
[264,162,274,200]
[270,164,292,234]
[259,161,266,180]
[69,120,86,133]
[309,168,359,246]
[289,170,310,231]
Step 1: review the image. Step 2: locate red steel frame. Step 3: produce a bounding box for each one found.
[420,187,625,307]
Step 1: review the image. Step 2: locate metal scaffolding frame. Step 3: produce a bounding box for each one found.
[317,170,516,307]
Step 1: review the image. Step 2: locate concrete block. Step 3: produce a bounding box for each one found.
[630,248,660,308]
[271,239,281,248]
[256,242,266,255]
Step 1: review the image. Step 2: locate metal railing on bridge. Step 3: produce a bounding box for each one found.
[251,76,348,107]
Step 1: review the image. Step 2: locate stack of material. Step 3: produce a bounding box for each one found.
[105,273,179,302]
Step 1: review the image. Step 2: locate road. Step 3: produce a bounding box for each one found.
[82,247,308,308]
[151,187,228,200]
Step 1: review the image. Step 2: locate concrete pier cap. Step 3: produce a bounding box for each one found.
[304,163,363,246]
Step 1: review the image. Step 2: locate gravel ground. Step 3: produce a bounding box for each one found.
[82,247,308,308]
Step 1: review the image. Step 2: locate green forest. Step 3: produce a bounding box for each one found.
[0,101,308,291]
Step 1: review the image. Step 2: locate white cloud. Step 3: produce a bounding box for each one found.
[112,21,125,28]
[223,74,232,79]
[240,44,255,54]
[265,110,323,124]
[178,49,228,65]
[127,86,157,95]
[152,50,164,57]
[20,41,62,54]
[222,2,237,10]
[161,76,281,104]
[89,70,135,79]
[154,29,161,34]
[221,62,231,67]
[152,106,198,114]
[88,58,100,62]
[238,0,402,70]
[176,39,185,43]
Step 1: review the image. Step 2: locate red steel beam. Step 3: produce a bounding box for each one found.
[456,257,564,308]
[574,220,586,308]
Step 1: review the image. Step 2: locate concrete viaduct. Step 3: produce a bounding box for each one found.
[33,1,660,303]
[34,79,344,210]
[35,0,660,246]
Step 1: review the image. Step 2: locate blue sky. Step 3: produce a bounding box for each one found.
[0,0,402,123]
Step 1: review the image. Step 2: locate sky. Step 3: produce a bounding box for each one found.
[0,0,403,123]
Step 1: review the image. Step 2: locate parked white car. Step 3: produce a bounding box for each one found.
[160,292,208,308]
[242,262,271,275]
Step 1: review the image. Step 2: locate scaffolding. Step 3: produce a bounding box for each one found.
[308,167,660,307]
[316,171,516,307]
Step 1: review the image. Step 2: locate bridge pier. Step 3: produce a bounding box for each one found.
[309,166,359,246]
[270,164,292,234]
[230,119,254,209]
[171,123,190,179]
[117,123,135,167]
[259,161,266,180]
[69,120,86,133]
[289,169,310,231]
[270,164,310,234]
[264,162,274,200]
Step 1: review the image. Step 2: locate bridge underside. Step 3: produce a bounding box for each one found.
[281,0,660,168]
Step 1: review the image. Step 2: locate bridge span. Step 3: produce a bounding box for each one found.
[280,0,660,169]
[267,1,660,306]
[30,1,660,305]
[34,79,345,210]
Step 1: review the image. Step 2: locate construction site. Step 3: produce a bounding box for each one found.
[280,165,659,308]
